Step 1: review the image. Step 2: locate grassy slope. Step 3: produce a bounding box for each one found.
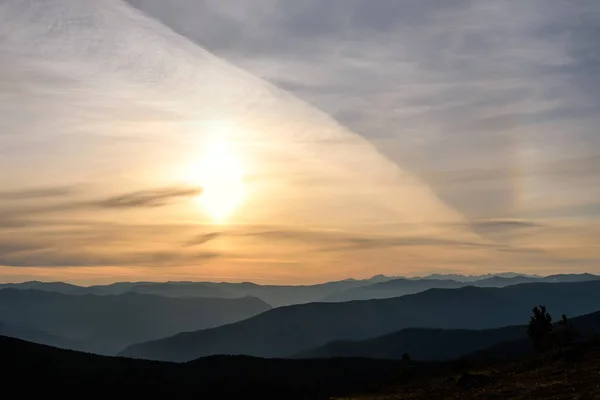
[4,333,600,399]
[338,338,600,400]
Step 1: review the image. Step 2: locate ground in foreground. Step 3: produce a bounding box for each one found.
[340,338,600,400]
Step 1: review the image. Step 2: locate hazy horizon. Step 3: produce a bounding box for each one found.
[0,270,587,287]
[2,0,600,284]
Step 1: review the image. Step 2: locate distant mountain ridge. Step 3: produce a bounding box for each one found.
[412,272,543,282]
[0,289,270,354]
[0,279,370,307]
[324,273,600,302]
[124,280,372,307]
[119,280,600,362]
[2,272,594,306]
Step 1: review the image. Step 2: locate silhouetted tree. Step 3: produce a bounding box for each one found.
[556,314,578,345]
[401,352,411,362]
[527,305,553,351]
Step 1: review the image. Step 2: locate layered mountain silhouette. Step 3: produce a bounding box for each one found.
[295,309,600,361]
[0,281,147,295]
[4,273,595,306]
[8,332,600,400]
[0,281,101,295]
[0,289,270,354]
[323,278,466,302]
[0,321,78,350]
[0,279,373,307]
[324,273,600,302]
[124,280,373,307]
[119,281,600,361]
[412,272,542,282]
[1,335,401,400]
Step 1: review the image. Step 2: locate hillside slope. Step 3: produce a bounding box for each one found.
[340,338,600,400]
[295,310,600,361]
[120,281,600,361]
[1,335,400,400]
[4,334,600,399]
[0,289,270,354]
[0,321,78,349]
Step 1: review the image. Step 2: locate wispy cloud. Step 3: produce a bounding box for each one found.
[0,186,202,219]
[0,247,219,268]
[0,186,79,200]
[183,225,524,253]
[184,232,222,247]
[466,219,543,230]
[97,187,202,209]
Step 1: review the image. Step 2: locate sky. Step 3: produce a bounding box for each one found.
[1,0,599,284]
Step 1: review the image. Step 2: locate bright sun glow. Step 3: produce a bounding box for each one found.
[187,129,246,223]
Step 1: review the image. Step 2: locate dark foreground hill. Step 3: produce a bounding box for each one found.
[0,289,270,354]
[0,335,401,400]
[341,337,600,400]
[4,334,600,400]
[120,281,600,361]
[296,310,600,361]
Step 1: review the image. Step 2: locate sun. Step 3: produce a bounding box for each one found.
[186,132,246,223]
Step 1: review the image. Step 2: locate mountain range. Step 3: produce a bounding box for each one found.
[3,272,596,306]
[295,309,600,361]
[0,321,79,349]
[119,280,600,361]
[324,273,600,302]
[0,289,270,354]
[0,278,371,307]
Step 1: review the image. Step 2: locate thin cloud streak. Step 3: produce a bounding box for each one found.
[0,186,203,219]
[0,248,220,268]
[0,186,79,200]
[97,187,203,209]
[184,225,533,253]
